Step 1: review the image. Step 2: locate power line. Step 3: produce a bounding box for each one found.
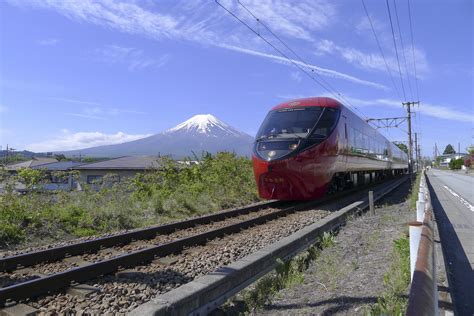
[386,0,407,101]
[361,0,402,101]
[392,0,414,101]
[215,0,369,120]
[407,0,420,102]
[236,0,360,113]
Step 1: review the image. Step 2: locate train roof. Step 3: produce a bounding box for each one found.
[272,97,343,111]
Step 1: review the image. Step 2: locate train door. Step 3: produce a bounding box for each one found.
[342,116,349,169]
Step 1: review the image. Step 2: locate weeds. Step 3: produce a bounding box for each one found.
[367,235,410,315]
[0,152,259,246]
[408,173,422,210]
[240,232,335,312]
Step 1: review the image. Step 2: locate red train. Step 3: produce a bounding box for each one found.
[252,97,408,200]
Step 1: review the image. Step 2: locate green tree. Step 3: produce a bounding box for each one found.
[17,168,46,187]
[443,144,456,155]
[449,158,464,170]
[395,143,408,154]
[54,154,68,161]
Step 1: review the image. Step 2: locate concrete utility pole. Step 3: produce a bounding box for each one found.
[402,101,419,174]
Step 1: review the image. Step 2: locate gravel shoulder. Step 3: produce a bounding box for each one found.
[252,180,413,315]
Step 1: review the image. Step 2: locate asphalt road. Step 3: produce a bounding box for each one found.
[426,169,473,316]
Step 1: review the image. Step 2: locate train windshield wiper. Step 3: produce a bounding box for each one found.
[255,133,279,142]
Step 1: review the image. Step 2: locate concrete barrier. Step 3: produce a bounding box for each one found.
[131,177,407,316]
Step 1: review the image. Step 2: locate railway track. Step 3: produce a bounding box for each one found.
[0,177,406,313]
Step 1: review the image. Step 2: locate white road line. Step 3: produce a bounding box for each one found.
[443,185,474,212]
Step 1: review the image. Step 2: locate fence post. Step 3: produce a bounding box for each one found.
[409,222,423,281]
[369,191,374,215]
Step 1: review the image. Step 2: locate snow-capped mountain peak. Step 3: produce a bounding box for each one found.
[167,114,240,136]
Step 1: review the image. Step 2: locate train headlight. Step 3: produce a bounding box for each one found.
[289,143,298,150]
[267,150,276,158]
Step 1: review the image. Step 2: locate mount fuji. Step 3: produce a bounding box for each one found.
[59,114,255,158]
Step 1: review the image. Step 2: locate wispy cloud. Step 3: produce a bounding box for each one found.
[315,39,429,78]
[231,0,337,41]
[5,0,387,90]
[337,95,473,123]
[48,97,146,119]
[48,97,101,106]
[290,71,302,83]
[93,45,170,71]
[66,113,106,120]
[37,38,60,46]
[66,106,146,120]
[27,130,151,152]
[221,44,388,90]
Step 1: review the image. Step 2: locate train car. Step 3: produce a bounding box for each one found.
[252,97,408,200]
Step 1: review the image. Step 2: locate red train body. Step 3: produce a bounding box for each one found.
[252,97,408,200]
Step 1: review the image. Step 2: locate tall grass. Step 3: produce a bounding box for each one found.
[409,173,422,210]
[368,235,410,315]
[0,152,259,246]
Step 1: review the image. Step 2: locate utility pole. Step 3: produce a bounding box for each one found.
[402,101,419,175]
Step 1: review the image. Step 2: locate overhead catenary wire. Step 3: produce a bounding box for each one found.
[215,0,370,120]
[407,0,422,157]
[407,0,420,102]
[386,0,407,102]
[392,0,414,101]
[361,0,402,101]
[236,0,362,115]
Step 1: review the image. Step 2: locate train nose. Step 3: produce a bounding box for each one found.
[259,173,294,199]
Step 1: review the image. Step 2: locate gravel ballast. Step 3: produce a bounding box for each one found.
[246,180,414,315]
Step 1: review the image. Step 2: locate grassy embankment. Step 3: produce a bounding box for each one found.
[0,152,259,247]
[368,172,421,314]
[223,232,336,312]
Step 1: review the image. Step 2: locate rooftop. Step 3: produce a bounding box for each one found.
[31,161,86,171]
[5,157,58,171]
[73,156,162,170]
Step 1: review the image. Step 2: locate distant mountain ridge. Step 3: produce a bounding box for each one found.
[58,114,254,158]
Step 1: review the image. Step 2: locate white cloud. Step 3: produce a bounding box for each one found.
[290,71,302,83]
[234,0,336,41]
[5,0,388,91]
[221,44,388,90]
[94,45,170,70]
[66,106,146,120]
[337,95,474,123]
[315,39,429,79]
[37,38,60,46]
[27,130,151,152]
[48,97,101,106]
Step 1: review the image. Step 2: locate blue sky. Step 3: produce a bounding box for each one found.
[0,0,472,157]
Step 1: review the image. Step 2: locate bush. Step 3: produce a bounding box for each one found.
[449,158,464,170]
[0,152,259,247]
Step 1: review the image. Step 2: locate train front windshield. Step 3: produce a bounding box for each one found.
[255,107,339,161]
[256,108,323,140]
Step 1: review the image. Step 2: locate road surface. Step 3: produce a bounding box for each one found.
[426,169,473,316]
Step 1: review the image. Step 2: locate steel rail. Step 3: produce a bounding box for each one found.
[0,200,287,272]
[0,198,323,306]
[0,176,406,307]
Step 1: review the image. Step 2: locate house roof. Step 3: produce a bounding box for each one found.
[6,157,58,170]
[31,161,85,171]
[73,156,162,170]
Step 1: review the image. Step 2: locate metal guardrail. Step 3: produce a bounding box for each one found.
[406,170,438,316]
